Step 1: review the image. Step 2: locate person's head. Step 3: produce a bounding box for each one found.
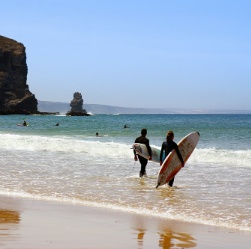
[96,132,99,136]
[166,130,174,142]
[141,128,147,136]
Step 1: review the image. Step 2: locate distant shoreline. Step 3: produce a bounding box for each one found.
[38,100,251,115]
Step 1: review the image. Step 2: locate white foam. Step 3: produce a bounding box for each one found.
[0,189,250,232]
[1,133,251,168]
[189,148,251,168]
[0,133,132,158]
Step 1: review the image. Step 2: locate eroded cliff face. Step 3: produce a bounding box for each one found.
[0,35,38,114]
[70,92,84,112]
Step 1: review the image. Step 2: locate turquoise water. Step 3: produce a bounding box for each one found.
[0,114,250,232]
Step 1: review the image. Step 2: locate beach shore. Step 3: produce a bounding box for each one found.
[0,195,250,249]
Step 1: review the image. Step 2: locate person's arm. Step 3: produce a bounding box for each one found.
[133,148,138,161]
[160,143,164,166]
[145,139,152,160]
[134,138,138,161]
[133,149,138,161]
[174,143,185,167]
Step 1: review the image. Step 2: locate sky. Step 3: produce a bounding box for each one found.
[1,0,251,110]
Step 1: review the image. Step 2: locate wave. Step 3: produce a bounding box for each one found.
[0,133,132,158]
[189,148,251,168]
[1,133,251,168]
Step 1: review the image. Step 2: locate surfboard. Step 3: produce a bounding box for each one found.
[156,131,200,188]
[132,143,161,163]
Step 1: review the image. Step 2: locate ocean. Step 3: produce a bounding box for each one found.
[0,114,250,232]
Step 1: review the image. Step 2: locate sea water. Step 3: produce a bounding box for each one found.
[0,114,250,232]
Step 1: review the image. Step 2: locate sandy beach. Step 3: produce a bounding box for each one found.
[0,195,250,249]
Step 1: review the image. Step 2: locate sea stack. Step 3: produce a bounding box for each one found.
[67,92,90,116]
[0,35,38,114]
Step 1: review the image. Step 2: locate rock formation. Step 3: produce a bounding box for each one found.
[0,35,38,114]
[67,92,90,116]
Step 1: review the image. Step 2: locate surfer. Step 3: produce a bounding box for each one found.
[134,128,152,177]
[96,132,103,137]
[23,120,27,126]
[160,131,184,187]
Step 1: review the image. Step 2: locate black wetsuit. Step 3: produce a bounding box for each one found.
[135,135,152,176]
[160,140,184,186]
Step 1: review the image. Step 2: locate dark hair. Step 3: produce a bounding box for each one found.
[166,130,174,141]
[141,128,147,136]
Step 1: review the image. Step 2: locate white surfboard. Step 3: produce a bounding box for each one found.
[132,143,161,163]
[156,131,200,188]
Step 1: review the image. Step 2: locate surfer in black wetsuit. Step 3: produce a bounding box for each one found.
[134,128,152,177]
[160,131,184,187]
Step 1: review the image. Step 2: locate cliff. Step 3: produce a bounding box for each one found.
[0,35,38,114]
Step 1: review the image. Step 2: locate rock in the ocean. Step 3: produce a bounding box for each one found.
[70,92,84,112]
[67,92,90,116]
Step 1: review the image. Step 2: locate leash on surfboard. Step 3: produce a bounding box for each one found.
[121,146,138,178]
[122,161,137,178]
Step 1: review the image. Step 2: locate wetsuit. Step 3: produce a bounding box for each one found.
[135,135,152,177]
[160,140,184,186]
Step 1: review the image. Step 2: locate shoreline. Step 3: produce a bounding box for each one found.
[38,100,251,115]
[0,195,250,249]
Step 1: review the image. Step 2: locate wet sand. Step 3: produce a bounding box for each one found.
[0,195,250,249]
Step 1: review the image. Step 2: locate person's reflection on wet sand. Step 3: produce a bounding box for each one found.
[0,209,20,239]
[158,231,197,249]
[133,221,197,249]
[137,227,146,247]
[0,210,20,224]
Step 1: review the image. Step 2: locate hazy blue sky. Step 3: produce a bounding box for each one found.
[2,0,251,110]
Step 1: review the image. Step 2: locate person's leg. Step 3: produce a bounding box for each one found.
[168,177,174,187]
[138,156,148,177]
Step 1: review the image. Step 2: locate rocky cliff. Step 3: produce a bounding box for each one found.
[0,35,38,114]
